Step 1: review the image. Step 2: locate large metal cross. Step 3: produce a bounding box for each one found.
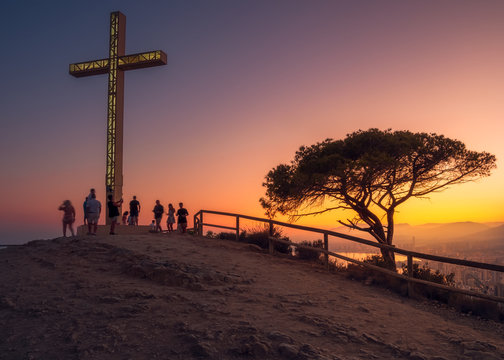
[69,11,167,223]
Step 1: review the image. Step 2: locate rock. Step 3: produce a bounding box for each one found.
[408,352,427,360]
[461,341,496,352]
[362,333,381,344]
[248,244,264,252]
[191,342,212,357]
[181,333,198,344]
[357,305,370,313]
[278,343,298,358]
[124,290,155,299]
[174,321,188,332]
[0,296,17,309]
[268,331,293,344]
[252,341,270,357]
[358,349,378,359]
[462,350,500,360]
[233,335,271,357]
[98,296,121,304]
[65,332,79,344]
[300,344,318,355]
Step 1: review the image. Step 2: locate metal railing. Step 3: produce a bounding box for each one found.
[193,209,504,304]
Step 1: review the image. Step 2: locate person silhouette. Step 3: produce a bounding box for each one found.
[166,203,175,232]
[122,211,129,225]
[107,195,123,235]
[152,200,164,232]
[58,200,75,237]
[176,202,189,234]
[86,193,101,235]
[83,197,88,225]
[129,195,141,226]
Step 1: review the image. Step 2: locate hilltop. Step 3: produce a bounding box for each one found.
[0,233,503,359]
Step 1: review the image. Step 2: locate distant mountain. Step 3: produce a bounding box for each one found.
[453,224,504,243]
[420,222,491,242]
[328,221,504,246]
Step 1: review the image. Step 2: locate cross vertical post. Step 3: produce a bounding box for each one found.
[106,12,125,213]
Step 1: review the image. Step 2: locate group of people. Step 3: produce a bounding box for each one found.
[58,188,190,236]
[150,201,189,233]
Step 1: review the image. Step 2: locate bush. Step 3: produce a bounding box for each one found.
[214,225,292,254]
[345,254,396,281]
[402,262,455,286]
[363,255,391,269]
[295,239,324,261]
[216,231,239,241]
[240,225,292,254]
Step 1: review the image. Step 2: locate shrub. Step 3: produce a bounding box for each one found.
[295,239,324,261]
[240,225,292,254]
[327,259,347,273]
[363,255,391,269]
[345,254,396,281]
[216,231,239,241]
[214,225,292,254]
[402,262,455,286]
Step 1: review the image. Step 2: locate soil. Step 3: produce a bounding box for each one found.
[0,233,502,359]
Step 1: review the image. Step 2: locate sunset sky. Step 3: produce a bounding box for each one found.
[1,0,503,242]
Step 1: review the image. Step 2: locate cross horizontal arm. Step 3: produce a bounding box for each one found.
[69,50,167,78]
[69,59,109,77]
[118,50,167,70]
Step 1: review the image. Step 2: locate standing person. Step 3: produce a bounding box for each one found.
[152,200,164,232]
[129,195,141,226]
[86,193,101,235]
[83,197,88,225]
[121,211,129,225]
[107,195,123,235]
[176,202,189,234]
[58,200,76,237]
[87,188,96,201]
[166,203,176,232]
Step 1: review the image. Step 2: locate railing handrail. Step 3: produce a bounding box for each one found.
[197,209,504,273]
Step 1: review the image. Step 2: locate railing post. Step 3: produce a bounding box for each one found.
[324,232,329,270]
[199,211,204,236]
[407,254,414,297]
[193,213,198,235]
[236,216,240,241]
[268,220,274,254]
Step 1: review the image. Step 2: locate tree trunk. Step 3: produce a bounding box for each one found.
[382,208,396,270]
[380,247,396,270]
[355,207,397,270]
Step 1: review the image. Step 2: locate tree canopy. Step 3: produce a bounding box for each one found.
[260,129,496,268]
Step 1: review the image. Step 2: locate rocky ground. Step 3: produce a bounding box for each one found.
[0,233,503,359]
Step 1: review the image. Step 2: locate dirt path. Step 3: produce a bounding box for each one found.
[0,234,502,359]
